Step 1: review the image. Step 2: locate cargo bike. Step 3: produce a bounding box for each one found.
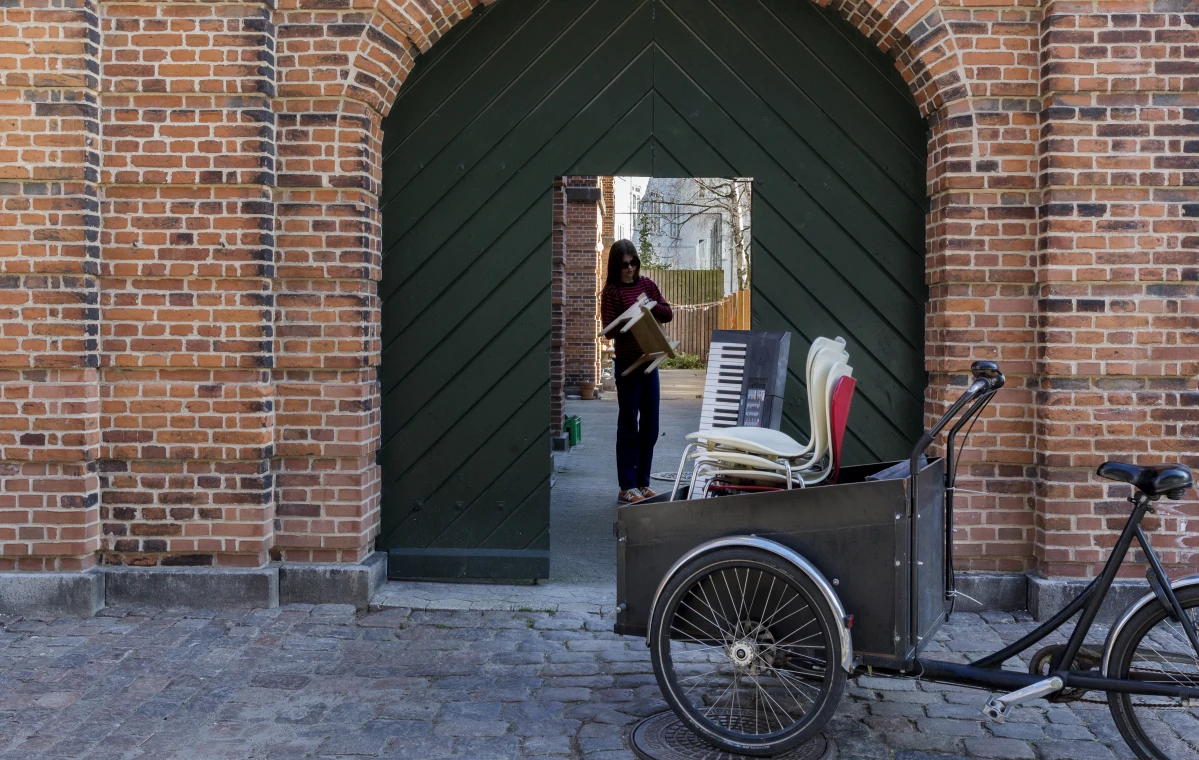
[614,361,1198,759]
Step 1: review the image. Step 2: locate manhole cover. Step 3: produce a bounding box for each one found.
[650,470,690,482]
[630,711,833,760]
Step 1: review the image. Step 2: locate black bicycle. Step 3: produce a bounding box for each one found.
[615,361,1197,758]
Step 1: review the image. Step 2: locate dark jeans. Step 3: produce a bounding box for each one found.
[614,362,660,490]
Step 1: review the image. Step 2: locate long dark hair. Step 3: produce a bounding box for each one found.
[605,239,640,287]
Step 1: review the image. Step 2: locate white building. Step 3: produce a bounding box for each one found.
[632,177,750,297]
[612,176,647,243]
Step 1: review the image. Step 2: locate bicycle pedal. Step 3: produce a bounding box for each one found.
[981,697,1011,723]
[982,677,1064,723]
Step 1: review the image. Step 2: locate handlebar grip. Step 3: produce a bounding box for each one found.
[971,360,1005,390]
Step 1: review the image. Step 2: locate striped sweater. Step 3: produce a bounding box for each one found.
[600,276,674,364]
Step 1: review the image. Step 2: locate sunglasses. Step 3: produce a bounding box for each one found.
[621,260,638,269]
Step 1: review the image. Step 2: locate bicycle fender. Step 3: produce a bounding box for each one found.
[646,535,854,673]
[1102,573,1199,675]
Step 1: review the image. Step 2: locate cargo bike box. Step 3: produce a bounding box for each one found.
[614,457,949,670]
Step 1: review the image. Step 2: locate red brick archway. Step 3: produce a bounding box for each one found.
[4,0,1195,585]
[276,0,1043,575]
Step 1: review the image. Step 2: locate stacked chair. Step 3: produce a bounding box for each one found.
[671,337,858,499]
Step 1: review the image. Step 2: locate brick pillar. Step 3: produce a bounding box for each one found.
[271,25,385,563]
[918,7,1042,576]
[1033,4,1199,579]
[550,177,566,431]
[0,0,102,571]
[563,176,603,392]
[97,0,276,568]
[601,176,615,243]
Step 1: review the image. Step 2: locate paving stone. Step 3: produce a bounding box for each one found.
[916,718,987,737]
[1036,739,1118,760]
[963,736,1036,758]
[431,718,510,737]
[989,721,1044,740]
[534,687,592,702]
[521,735,573,755]
[0,606,1146,759]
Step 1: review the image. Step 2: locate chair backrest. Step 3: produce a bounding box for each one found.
[805,336,847,378]
[804,345,847,448]
[817,362,852,463]
[828,375,857,483]
[805,351,843,458]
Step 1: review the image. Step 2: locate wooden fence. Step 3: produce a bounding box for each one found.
[664,303,721,359]
[639,271,750,362]
[718,289,751,330]
[651,269,723,307]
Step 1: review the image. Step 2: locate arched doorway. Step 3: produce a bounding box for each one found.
[377,0,927,579]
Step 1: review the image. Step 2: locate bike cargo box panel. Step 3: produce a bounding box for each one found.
[615,458,946,669]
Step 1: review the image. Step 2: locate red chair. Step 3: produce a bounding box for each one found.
[829,375,857,484]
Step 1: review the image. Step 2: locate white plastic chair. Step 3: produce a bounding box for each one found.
[671,337,853,498]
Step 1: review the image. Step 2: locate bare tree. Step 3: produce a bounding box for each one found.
[640,178,752,291]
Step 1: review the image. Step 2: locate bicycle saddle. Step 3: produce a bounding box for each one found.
[1097,461,1193,499]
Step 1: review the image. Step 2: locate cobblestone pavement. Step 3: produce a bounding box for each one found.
[0,604,1142,760]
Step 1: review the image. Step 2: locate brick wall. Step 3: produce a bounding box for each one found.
[1032,3,1199,579]
[1,0,1195,580]
[561,176,603,393]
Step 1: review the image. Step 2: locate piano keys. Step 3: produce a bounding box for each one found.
[699,330,791,431]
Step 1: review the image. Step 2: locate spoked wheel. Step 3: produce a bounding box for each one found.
[1107,584,1199,760]
[648,547,847,756]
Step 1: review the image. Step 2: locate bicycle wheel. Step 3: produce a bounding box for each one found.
[1107,584,1199,760]
[648,547,847,756]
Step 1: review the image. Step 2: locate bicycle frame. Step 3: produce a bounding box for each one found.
[899,368,1199,701]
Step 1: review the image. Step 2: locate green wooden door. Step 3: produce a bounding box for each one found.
[379,0,927,579]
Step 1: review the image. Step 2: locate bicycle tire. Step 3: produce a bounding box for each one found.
[1106,584,1199,760]
[648,547,846,756]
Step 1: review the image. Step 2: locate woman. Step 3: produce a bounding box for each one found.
[600,239,673,504]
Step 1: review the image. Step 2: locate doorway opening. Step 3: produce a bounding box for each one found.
[549,175,753,595]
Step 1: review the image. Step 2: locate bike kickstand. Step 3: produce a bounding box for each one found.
[982,677,1064,723]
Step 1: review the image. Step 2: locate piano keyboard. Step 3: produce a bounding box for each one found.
[699,341,748,431]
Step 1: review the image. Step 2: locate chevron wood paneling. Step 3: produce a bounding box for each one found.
[378,0,927,578]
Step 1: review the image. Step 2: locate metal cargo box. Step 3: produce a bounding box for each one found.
[614,458,948,670]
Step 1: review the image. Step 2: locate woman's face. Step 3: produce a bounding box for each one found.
[620,255,638,284]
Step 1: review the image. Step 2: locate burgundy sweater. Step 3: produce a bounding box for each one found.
[601,276,673,364]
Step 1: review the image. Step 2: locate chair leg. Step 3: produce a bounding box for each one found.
[670,443,696,501]
[688,460,711,501]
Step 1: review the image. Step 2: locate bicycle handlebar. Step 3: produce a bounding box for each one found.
[910,361,1005,467]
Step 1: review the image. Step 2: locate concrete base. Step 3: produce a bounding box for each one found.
[1028,575,1150,623]
[279,551,386,610]
[0,570,105,617]
[105,566,279,610]
[951,572,1029,613]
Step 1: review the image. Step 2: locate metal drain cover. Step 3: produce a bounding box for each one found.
[650,470,690,482]
[630,712,833,760]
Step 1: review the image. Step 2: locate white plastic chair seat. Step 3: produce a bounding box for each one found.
[686,426,807,459]
[689,450,788,473]
[701,469,790,484]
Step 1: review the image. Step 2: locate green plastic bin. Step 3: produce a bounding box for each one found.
[563,415,582,447]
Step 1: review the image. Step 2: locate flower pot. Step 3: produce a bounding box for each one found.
[579,381,596,400]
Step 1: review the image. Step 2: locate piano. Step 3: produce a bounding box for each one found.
[699,330,791,431]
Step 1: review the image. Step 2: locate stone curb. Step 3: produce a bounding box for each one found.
[0,552,387,616]
[279,551,386,610]
[1028,575,1151,623]
[0,569,104,617]
[104,565,279,609]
